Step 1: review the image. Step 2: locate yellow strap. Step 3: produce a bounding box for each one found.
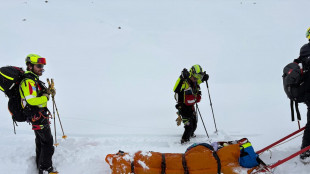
[0,85,4,91]
[241,142,252,149]
[0,71,14,80]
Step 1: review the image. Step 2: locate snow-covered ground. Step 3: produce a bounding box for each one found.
[1,0,310,173]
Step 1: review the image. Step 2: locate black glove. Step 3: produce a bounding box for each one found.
[180,68,190,80]
[201,71,209,82]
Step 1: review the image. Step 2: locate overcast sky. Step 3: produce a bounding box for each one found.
[0,0,310,149]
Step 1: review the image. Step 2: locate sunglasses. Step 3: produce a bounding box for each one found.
[35,64,44,68]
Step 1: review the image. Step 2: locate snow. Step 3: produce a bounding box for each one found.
[0,0,310,173]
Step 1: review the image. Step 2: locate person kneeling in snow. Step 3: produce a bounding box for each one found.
[20,54,58,174]
[173,64,209,144]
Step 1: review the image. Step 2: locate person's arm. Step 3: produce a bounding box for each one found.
[20,78,48,106]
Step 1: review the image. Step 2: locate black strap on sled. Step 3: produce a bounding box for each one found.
[188,143,221,174]
[182,153,189,174]
[212,151,221,174]
[161,153,166,174]
[131,161,135,174]
[290,99,301,122]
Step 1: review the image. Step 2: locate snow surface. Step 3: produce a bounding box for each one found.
[0,0,310,173]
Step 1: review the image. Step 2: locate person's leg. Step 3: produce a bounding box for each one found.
[35,131,41,169]
[180,105,194,143]
[301,102,310,160]
[191,112,198,137]
[182,120,193,142]
[36,126,54,170]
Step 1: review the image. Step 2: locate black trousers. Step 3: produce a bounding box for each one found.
[31,111,54,170]
[178,104,197,141]
[302,102,310,149]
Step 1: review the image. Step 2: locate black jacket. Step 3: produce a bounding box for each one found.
[300,42,310,59]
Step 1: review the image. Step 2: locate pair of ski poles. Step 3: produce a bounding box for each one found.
[47,78,67,147]
[189,81,218,138]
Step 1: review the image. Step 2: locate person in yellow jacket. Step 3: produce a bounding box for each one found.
[173,65,209,144]
[19,54,58,174]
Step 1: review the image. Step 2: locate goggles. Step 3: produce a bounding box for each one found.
[35,64,44,68]
[37,58,46,65]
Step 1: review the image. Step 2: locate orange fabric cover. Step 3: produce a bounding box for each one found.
[105,144,241,174]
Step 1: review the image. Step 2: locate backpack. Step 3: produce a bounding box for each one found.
[238,138,259,168]
[0,66,27,122]
[282,62,305,122]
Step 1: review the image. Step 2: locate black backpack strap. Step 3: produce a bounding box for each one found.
[291,100,302,122]
[295,101,301,121]
[290,100,295,121]
[12,120,17,134]
[182,153,189,174]
[161,153,166,174]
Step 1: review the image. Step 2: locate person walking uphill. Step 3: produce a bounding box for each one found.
[173,64,209,144]
[294,28,310,162]
[20,54,58,174]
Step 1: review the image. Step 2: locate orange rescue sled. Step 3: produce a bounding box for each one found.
[106,143,254,174]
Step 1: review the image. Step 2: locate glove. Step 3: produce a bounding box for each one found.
[42,93,50,101]
[201,71,209,82]
[47,88,56,96]
[180,68,190,80]
[176,114,182,126]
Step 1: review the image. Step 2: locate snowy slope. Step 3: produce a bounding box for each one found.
[0,0,310,173]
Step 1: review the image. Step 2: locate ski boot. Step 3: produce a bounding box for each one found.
[181,138,189,144]
[300,150,310,164]
[39,166,58,174]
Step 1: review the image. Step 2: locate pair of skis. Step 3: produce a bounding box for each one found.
[252,126,310,173]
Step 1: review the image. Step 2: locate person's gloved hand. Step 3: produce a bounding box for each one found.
[180,68,190,80]
[201,71,209,82]
[46,87,56,96]
[42,93,50,101]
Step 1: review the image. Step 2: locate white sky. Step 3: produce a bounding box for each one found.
[0,0,310,150]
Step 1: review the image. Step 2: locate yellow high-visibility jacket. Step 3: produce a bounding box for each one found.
[19,71,48,109]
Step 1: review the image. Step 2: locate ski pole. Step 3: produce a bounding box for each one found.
[195,103,209,138]
[51,79,67,139]
[47,78,59,146]
[187,82,210,138]
[206,82,218,133]
[47,78,67,140]
[53,98,67,139]
[52,97,59,146]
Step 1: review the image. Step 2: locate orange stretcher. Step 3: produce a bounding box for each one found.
[105,143,256,174]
